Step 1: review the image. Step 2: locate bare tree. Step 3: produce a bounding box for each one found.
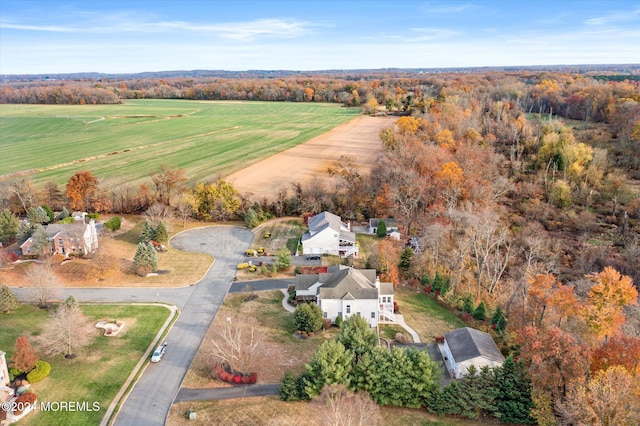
[41,298,95,358]
[173,192,194,227]
[209,316,261,373]
[310,384,381,426]
[144,202,173,227]
[27,262,62,308]
[150,165,186,205]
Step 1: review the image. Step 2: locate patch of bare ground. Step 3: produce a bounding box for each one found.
[225,115,396,200]
[169,397,486,426]
[183,290,330,388]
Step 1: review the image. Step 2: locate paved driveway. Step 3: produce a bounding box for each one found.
[113,226,254,426]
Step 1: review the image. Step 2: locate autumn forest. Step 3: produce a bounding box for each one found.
[2,68,640,424]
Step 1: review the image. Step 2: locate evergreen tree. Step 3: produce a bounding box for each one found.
[62,295,79,309]
[399,247,413,274]
[17,221,36,244]
[244,208,260,228]
[30,224,50,255]
[432,272,450,294]
[133,242,158,274]
[0,283,18,313]
[491,306,507,332]
[59,206,70,219]
[140,221,155,242]
[304,340,354,398]
[492,357,535,424]
[41,205,55,223]
[336,314,377,360]
[0,209,19,244]
[376,220,387,237]
[275,247,291,270]
[462,294,475,314]
[154,220,168,243]
[27,206,50,224]
[278,371,303,401]
[473,301,488,320]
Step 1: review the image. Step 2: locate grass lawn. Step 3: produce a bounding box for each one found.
[0,100,360,186]
[0,303,171,426]
[168,397,485,426]
[394,287,466,342]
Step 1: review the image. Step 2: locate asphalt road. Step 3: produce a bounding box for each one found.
[113,226,254,426]
[174,384,280,402]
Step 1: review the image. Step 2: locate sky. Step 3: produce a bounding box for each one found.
[1,0,639,75]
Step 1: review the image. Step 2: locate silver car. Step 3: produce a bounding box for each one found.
[151,342,167,362]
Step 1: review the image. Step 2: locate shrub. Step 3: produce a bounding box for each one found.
[14,392,37,415]
[334,314,343,328]
[294,303,323,333]
[104,216,122,231]
[86,213,99,220]
[26,360,51,384]
[432,272,450,295]
[0,283,18,313]
[59,217,75,224]
[248,266,257,272]
[237,262,249,270]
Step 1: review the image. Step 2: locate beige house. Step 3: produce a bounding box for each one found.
[20,218,98,257]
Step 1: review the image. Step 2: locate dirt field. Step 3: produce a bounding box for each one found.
[225,115,396,199]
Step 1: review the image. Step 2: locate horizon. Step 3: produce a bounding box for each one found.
[1,1,639,75]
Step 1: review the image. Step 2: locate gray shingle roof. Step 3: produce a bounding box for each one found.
[318,268,379,300]
[444,327,504,363]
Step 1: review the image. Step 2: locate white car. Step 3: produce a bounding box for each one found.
[151,343,167,362]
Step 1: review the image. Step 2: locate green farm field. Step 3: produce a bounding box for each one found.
[0,100,361,186]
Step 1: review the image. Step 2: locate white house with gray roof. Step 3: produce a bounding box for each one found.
[301,211,358,258]
[295,266,394,327]
[442,327,504,379]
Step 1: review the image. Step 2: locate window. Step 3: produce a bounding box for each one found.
[323,312,327,319]
[371,312,375,319]
[346,305,351,314]
[58,238,64,245]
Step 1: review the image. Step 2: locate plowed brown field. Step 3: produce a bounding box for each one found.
[225,115,396,199]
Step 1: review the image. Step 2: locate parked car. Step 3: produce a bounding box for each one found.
[151,342,167,362]
[306,255,321,260]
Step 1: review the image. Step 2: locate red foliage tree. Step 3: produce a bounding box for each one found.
[10,336,38,373]
[590,333,640,375]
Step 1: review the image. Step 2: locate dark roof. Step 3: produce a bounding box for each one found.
[444,327,504,363]
[319,268,379,300]
[369,218,398,229]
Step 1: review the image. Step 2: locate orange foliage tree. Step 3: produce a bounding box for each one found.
[581,267,638,341]
[590,333,640,375]
[10,336,38,373]
[516,325,589,399]
[65,171,110,212]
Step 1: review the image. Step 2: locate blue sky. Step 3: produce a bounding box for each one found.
[1,0,639,74]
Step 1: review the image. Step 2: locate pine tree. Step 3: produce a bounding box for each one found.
[473,301,488,320]
[376,220,387,237]
[62,295,78,309]
[0,209,19,244]
[399,247,413,274]
[0,283,18,313]
[304,340,354,398]
[154,220,168,243]
[492,357,535,424]
[59,206,70,219]
[244,208,260,229]
[133,242,158,275]
[336,314,377,359]
[462,295,475,314]
[140,221,155,243]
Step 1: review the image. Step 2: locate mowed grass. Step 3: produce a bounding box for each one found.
[0,100,361,186]
[0,303,171,426]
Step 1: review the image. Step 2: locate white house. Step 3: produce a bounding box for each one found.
[301,212,358,258]
[0,350,9,387]
[295,266,394,327]
[442,327,504,379]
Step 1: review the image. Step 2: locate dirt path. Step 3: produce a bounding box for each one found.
[225,115,396,199]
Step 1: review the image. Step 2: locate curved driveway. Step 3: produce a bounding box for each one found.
[113,226,254,426]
